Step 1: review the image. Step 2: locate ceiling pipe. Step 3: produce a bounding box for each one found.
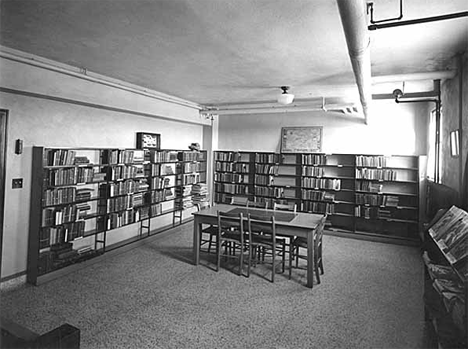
[372,70,456,83]
[368,11,468,31]
[336,0,372,125]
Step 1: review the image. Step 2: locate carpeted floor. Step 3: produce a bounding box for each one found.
[1,223,429,349]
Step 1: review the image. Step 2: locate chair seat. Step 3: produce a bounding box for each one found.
[201,225,218,235]
[250,233,284,246]
[222,230,244,241]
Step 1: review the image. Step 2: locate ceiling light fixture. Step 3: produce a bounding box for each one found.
[277,86,295,105]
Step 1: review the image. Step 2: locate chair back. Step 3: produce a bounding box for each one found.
[230,196,249,206]
[217,211,245,243]
[315,216,326,241]
[196,201,211,211]
[247,214,276,239]
[247,200,267,209]
[273,202,297,213]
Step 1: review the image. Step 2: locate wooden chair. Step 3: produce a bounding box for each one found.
[196,201,218,254]
[230,196,249,206]
[273,202,297,213]
[216,211,248,276]
[246,214,286,282]
[289,215,326,284]
[247,200,267,209]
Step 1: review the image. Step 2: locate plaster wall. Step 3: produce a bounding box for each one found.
[0,59,206,279]
[218,100,429,156]
[440,53,468,197]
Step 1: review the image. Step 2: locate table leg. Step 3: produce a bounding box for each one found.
[306,229,314,288]
[193,216,201,265]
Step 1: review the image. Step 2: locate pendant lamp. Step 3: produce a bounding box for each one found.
[277,86,295,105]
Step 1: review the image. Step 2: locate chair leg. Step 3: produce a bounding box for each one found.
[216,240,221,272]
[271,248,275,283]
[315,256,321,284]
[289,244,293,280]
[207,235,213,254]
[239,242,244,276]
[281,243,285,273]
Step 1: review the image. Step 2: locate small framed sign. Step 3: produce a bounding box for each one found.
[136,132,161,149]
[281,126,323,153]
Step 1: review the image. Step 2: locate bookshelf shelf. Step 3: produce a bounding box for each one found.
[27,146,207,285]
[213,151,424,242]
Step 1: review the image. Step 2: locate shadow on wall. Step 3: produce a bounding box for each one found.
[426,180,460,219]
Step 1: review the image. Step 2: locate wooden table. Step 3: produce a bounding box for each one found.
[192,204,324,288]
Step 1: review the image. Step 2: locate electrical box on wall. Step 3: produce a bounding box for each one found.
[12,178,23,189]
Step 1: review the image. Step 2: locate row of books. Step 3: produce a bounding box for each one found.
[429,205,468,264]
[254,186,284,198]
[105,193,144,213]
[255,153,281,163]
[107,210,136,229]
[180,161,205,173]
[355,193,399,206]
[147,188,173,203]
[104,179,149,197]
[214,183,250,195]
[302,201,335,215]
[301,154,326,165]
[302,178,341,190]
[150,177,172,190]
[42,206,78,227]
[214,152,244,162]
[101,149,144,165]
[255,164,279,175]
[302,189,335,202]
[180,173,200,185]
[355,168,397,181]
[355,206,392,219]
[45,167,97,186]
[215,162,250,173]
[254,174,275,186]
[45,149,78,166]
[356,181,383,193]
[146,150,179,163]
[302,166,325,177]
[178,151,203,162]
[355,155,386,168]
[106,164,145,180]
[39,221,86,248]
[214,172,248,183]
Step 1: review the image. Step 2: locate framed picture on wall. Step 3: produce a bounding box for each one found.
[281,126,323,153]
[136,132,161,149]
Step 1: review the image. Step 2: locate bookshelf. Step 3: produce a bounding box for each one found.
[27,146,207,285]
[423,205,467,348]
[213,151,424,242]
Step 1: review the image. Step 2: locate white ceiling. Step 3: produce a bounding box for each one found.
[1,0,467,107]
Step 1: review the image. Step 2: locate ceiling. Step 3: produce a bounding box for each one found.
[1,0,467,108]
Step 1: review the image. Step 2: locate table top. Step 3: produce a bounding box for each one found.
[193,204,324,230]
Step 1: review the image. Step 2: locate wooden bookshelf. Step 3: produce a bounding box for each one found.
[27,146,207,285]
[213,150,425,242]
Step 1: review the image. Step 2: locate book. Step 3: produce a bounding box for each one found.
[429,205,467,241]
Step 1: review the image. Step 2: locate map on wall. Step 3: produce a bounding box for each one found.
[281,127,323,153]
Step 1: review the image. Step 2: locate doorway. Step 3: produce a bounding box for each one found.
[0,109,8,278]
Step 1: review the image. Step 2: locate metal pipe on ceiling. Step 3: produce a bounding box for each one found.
[336,0,372,125]
[368,11,468,31]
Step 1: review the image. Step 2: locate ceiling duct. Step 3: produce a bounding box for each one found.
[336,0,372,124]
